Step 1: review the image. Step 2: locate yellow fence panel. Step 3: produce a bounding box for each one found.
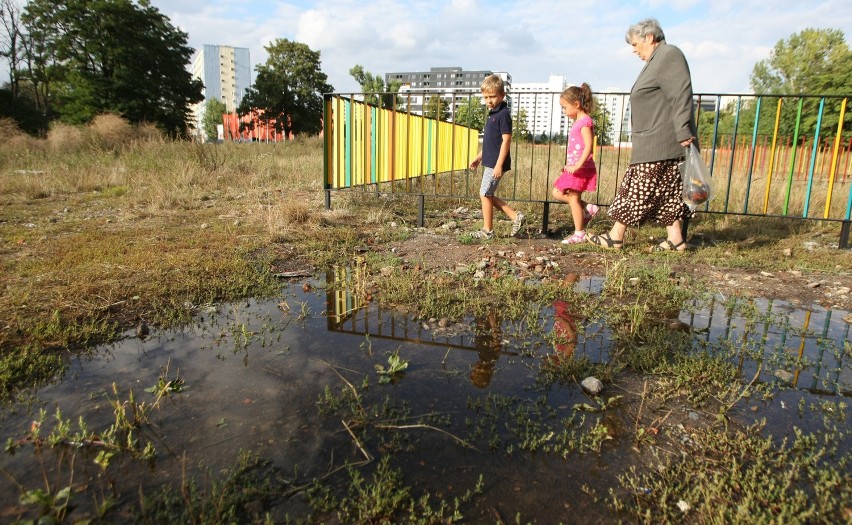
[325,96,479,190]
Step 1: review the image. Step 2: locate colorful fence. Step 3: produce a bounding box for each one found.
[323,95,479,190]
[323,92,852,247]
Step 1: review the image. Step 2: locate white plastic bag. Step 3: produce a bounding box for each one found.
[681,143,711,208]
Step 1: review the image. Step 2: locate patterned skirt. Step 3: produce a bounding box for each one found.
[608,158,694,227]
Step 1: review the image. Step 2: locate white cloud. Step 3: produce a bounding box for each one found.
[142,0,851,95]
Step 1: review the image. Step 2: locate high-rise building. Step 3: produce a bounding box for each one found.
[597,90,631,145]
[384,67,512,116]
[191,44,251,137]
[510,75,570,140]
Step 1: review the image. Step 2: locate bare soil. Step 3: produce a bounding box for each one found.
[272,222,852,314]
[332,221,852,313]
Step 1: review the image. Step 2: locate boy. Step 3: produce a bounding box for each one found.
[469,74,524,239]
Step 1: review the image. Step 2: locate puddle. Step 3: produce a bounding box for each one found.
[1,269,849,522]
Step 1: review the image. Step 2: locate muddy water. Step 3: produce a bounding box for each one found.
[1,273,849,522]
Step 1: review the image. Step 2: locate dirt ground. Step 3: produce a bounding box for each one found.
[374,224,852,314]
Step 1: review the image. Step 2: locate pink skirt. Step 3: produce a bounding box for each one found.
[554,168,597,193]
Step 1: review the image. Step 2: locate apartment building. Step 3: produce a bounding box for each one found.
[384,66,512,116]
[379,68,644,146]
[191,44,251,137]
[510,75,569,140]
[597,91,631,145]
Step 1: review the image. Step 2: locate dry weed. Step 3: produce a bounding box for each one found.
[264,199,323,236]
[6,135,41,155]
[47,122,85,153]
[0,117,25,140]
[88,113,135,150]
[134,122,164,143]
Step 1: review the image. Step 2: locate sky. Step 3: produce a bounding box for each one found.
[30,0,852,95]
[144,0,852,95]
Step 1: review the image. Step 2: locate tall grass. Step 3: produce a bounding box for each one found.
[334,141,851,221]
[1,117,328,221]
[0,115,338,396]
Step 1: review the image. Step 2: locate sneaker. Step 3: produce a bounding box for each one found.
[583,204,599,227]
[472,228,494,240]
[510,212,525,237]
[561,231,586,245]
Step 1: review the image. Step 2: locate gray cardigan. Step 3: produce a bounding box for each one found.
[629,42,697,164]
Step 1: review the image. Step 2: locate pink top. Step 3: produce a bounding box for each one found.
[566,115,596,177]
[553,115,597,193]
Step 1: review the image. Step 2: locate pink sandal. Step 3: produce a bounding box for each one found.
[583,204,599,227]
[561,231,586,245]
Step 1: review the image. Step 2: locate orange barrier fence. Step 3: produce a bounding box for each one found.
[221,111,294,142]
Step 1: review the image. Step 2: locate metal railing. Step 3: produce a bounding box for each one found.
[323,91,851,247]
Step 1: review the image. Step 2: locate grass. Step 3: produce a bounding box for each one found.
[610,419,852,524]
[1,116,851,523]
[330,138,852,224]
[0,124,336,401]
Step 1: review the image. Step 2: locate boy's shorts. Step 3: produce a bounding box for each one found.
[479,167,504,197]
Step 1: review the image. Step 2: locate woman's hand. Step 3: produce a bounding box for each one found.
[680,137,694,147]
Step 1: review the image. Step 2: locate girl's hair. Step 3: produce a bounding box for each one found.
[625,18,665,44]
[560,83,594,114]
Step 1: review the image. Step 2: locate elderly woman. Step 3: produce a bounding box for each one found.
[588,18,697,252]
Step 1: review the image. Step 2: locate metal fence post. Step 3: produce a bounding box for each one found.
[541,201,550,234]
[840,220,851,249]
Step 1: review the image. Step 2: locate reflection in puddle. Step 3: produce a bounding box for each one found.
[326,267,850,396]
[686,296,851,395]
[0,267,849,522]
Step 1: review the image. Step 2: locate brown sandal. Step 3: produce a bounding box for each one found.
[650,240,688,252]
[587,232,623,250]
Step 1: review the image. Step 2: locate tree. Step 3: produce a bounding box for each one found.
[239,38,332,137]
[513,108,531,142]
[201,98,227,142]
[424,94,449,121]
[740,28,851,139]
[591,99,613,147]
[0,86,46,135]
[349,64,400,107]
[453,94,485,131]
[20,0,202,136]
[0,0,24,99]
[15,1,59,117]
[0,0,47,135]
[750,28,849,95]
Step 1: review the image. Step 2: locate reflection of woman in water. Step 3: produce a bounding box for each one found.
[470,312,502,388]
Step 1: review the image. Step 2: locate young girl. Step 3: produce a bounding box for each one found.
[552,83,599,244]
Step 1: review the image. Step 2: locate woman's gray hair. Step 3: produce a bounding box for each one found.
[625,18,666,44]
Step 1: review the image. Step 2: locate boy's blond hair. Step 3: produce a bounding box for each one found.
[480,74,505,95]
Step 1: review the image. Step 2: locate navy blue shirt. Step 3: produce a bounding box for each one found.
[482,101,512,171]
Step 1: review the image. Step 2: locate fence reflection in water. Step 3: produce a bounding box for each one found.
[685,297,851,395]
[325,267,850,395]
